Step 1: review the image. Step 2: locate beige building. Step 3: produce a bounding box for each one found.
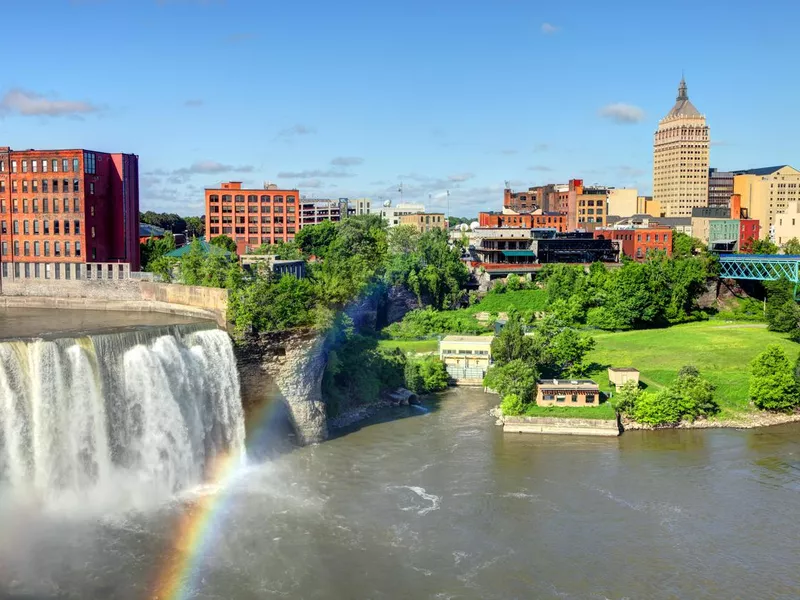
[653,78,710,217]
[608,367,640,391]
[352,198,371,215]
[637,196,663,217]
[733,166,800,240]
[536,379,600,407]
[774,200,800,247]
[607,188,637,217]
[399,212,447,232]
[439,335,493,383]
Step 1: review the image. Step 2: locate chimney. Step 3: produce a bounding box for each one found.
[730,194,742,219]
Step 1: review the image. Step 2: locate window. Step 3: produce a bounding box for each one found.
[222,194,232,203]
[74,220,80,234]
[44,241,50,256]
[54,220,60,234]
[209,194,219,203]
[63,198,69,213]
[235,194,244,203]
[65,241,71,257]
[23,220,29,234]
[73,179,79,193]
[73,158,79,172]
[12,220,18,234]
[22,181,28,194]
[62,159,69,172]
[83,152,96,174]
[32,160,38,173]
[23,199,28,212]
[75,241,81,257]
[33,220,39,234]
[0,160,3,172]
[34,263,40,278]
[585,394,595,403]
[54,241,61,256]
[62,179,69,193]
[571,394,578,403]
[43,198,49,212]
[42,160,48,173]
[53,179,59,193]
[22,160,28,173]
[42,179,48,193]
[13,241,19,256]
[1,242,6,256]
[261,195,270,203]
[11,160,17,173]
[0,221,4,234]
[33,241,40,257]
[0,181,4,193]
[43,220,49,234]
[91,226,95,238]
[12,181,17,193]
[556,395,566,403]
[64,220,70,234]
[32,180,38,193]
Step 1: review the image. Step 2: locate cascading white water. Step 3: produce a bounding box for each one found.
[0,326,245,509]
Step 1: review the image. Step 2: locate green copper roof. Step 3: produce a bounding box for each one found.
[165,240,232,258]
[502,250,536,257]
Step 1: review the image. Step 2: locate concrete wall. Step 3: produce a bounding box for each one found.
[0,279,227,326]
[503,416,621,437]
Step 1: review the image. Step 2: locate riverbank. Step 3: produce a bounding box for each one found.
[622,411,800,430]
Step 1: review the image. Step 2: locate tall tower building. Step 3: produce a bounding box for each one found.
[652,78,709,217]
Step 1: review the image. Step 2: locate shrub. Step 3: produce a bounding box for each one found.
[500,393,525,416]
[750,344,800,412]
[631,389,683,426]
[405,356,449,394]
[610,380,640,414]
[383,308,485,339]
[483,359,538,402]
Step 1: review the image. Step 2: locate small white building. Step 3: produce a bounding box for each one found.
[439,335,494,384]
[379,202,426,228]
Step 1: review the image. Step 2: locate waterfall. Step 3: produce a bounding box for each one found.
[0,326,245,509]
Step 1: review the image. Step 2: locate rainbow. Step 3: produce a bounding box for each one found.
[150,396,282,600]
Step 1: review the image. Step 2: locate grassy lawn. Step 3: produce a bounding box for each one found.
[522,403,617,420]
[584,321,799,419]
[377,338,439,354]
[465,289,549,314]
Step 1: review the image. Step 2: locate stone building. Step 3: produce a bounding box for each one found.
[652,78,710,217]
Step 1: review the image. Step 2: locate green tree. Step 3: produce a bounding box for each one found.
[387,224,421,255]
[295,220,338,257]
[546,328,596,377]
[252,240,304,260]
[609,380,641,414]
[749,344,800,411]
[505,273,523,291]
[782,238,800,256]
[672,232,704,259]
[185,216,205,239]
[491,311,534,365]
[673,372,718,420]
[228,274,318,338]
[631,388,684,426]
[209,234,237,254]
[140,231,176,271]
[483,359,538,402]
[751,238,779,255]
[140,211,187,233]
[764,280,799,332]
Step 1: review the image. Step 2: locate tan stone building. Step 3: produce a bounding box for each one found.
[607,188,638,217]
[536,379,601,407]
[439,335,493,383]
[733,166,800,240]
[653,78,710,217]
[399,212,447,232]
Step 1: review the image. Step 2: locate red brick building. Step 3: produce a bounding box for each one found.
[479,211,567,231]
[594,227,672,260]
[0,146,140,279]
[738,219,760,253]
[205,182,299,253]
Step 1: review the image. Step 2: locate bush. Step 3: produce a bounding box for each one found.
[384,308,486,339]
[631,389,683,426]
[500,393,525,416]
[483,359,538,402]
[610,380,640,413]
[404,356,449,394]
[618,369,718,425]
[750,344,800,412]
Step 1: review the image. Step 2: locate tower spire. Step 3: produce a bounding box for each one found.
[677,76,688,101]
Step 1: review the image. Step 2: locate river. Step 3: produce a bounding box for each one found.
[2,385,800,599]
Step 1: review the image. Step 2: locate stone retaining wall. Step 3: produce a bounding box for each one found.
[502,415,621,437]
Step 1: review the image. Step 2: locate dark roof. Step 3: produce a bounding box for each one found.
[732,166,789,176]
[139,223,166,237]
[655,217,692,226]
[691,207,731,218]
[663,78,702,119]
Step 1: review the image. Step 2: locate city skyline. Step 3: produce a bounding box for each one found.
[2,0,799,216]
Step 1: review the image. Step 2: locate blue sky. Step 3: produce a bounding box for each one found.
[1,0,798,217]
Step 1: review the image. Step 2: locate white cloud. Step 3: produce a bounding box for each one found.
[174,160,253,175]
[541,23,560,35]
[448,172,474,182]
[277,124,317,137]
[330,156,364,166]
[0,89,99,117]
[598,103,646,124]
[277,169,355,178]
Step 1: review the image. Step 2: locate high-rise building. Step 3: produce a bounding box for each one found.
[708,168,734,209]
[652,78,710,217]
[0,146,140,280]
[733,165,800,240]
[298,198,353,227]
[205,181,299,253]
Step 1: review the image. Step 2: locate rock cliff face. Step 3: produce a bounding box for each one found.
[235,328,328,445]
[383,284,420,325]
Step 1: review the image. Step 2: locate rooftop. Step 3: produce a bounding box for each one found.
[662,78,703,120]
[440,335,494,344]
[165,240,232,258]
[733,166,791,177]
[608,367,639,373]
[537,379,599,390]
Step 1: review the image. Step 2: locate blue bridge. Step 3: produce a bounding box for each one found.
[719,254,800,297]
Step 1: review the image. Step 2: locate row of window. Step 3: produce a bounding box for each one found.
[0,179,84,194]
[209,227,296,235]
[1,260,111,281]
[209,205,290,214]
[0,198,81,214]
[208,194,296,203]
[0,158,78,174]
[210,216,294,225]
[1,240,82,258]
[1,219,83,236]
[542,394,596,403]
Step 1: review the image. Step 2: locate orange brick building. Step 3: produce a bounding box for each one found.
[205,182,300,253]
[593,227,672,260]
[0,146,140,279]
[478,211,567,231]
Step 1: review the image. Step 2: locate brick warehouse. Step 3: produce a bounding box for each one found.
[0,147,140,279]
[205,182,299,253]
